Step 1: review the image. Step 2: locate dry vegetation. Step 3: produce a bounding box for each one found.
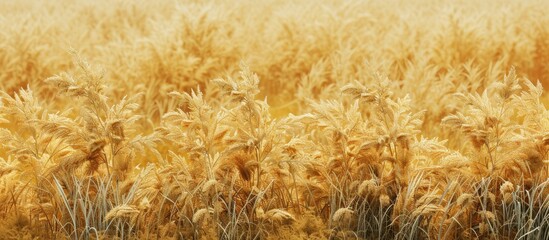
[1,0,549,239]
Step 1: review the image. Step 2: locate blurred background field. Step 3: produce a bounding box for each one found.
[3,0,549,117]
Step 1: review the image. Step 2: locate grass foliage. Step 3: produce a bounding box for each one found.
[1,0,549,239]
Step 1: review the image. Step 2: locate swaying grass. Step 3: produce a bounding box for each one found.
[1,0,549,239]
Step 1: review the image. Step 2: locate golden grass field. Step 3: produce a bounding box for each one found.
[1,0,549,239]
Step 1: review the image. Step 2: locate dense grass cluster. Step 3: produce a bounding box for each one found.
[1,0,549,239]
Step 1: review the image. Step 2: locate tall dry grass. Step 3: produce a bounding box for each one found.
[1,0,549,239]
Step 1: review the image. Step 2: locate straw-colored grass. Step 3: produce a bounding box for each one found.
[1,0,549,239]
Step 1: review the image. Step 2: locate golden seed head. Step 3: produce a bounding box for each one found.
[358,179,377,197]
[379,194,391,207]
[332,208,354,223]
[456,193,474,207]
[478,210,496,222]
[104,205,140,222]
[202,179,219,196]
[192,208,213,224]
[500,181,515,195]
